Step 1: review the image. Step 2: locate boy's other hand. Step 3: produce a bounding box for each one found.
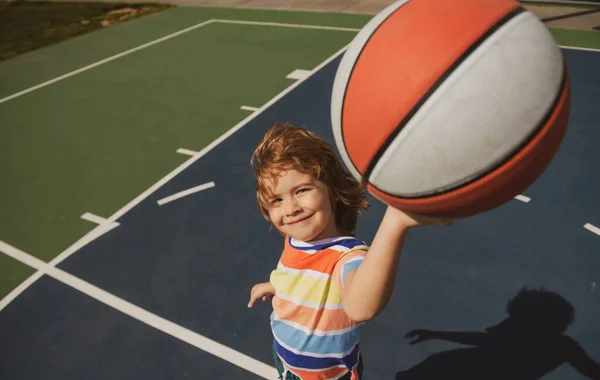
[248,282,276,308]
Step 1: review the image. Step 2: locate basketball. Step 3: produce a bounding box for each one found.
[330,0,571,218]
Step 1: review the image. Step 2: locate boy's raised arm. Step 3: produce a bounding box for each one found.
[342,207,451,323]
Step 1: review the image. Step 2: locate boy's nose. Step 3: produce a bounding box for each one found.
[284,200,301,216]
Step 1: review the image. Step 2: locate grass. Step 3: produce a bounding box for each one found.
[0,1,173,61]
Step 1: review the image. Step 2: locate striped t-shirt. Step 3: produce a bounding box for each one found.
[269,236,369,380]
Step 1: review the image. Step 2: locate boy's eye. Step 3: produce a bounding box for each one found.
[297,188,310,194]
[270,198,282,205]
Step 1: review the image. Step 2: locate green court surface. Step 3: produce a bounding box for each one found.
[0,4,599,300]
[553,28,600,49]
[0,6,369,299]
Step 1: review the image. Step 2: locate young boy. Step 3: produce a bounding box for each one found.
[247,123,452,380]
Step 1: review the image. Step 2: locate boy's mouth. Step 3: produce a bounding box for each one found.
[287,214,313,225]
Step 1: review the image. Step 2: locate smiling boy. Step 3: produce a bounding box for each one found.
[248,123,451,380]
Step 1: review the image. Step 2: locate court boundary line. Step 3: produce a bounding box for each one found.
[558,45,600,52]
[0,38,352,376]
[212,19,598,53]
[213,18,361,32]
[0,239,278,379]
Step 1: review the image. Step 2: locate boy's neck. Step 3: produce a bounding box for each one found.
[293,225,350,244]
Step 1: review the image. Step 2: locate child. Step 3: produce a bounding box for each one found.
[247,123,452,380]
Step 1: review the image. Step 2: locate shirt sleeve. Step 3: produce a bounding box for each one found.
[333,249,367,290]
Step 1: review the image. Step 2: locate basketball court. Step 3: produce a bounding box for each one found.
[0,5,599,379]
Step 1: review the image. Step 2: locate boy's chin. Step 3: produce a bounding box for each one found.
[289,229,325,242]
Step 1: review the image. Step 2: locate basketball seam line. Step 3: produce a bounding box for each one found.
[362,6,527,195]
[387,61,568,201]
[339,1,408,182]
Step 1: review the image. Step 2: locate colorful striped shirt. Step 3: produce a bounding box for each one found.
[270,236,369,379]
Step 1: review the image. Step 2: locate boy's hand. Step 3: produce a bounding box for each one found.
[248,282,276,308]
[387,206,454,229]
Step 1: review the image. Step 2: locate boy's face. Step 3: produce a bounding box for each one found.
[266,168,339,242]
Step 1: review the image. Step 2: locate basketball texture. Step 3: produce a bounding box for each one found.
[331,0,571,217]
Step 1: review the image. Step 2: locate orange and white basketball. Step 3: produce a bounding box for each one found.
[331,0,571,217]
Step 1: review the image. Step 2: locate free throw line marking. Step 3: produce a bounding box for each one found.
[584,223,600,236]
[0,240,277,379]
[157,182,216,205]
[177,148,200,156]
[240,105,260,112]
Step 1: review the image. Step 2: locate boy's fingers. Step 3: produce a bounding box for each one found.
[248,294,257,308]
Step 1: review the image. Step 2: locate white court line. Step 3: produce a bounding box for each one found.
[529,0,600,6]
[213,19,361,32]
[514,195,531,203]
[212,19,600,52]
[157,182,216,206]
[286,69,311,81]
[240,105,260,112]
[0,240,277,379]
[81,212,119,227]
[584,223,600,236]
[559,45,600,52]
[177,148,200,156]
[0,20,216,105]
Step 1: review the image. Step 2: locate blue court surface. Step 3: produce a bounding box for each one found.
[1,44,599,380]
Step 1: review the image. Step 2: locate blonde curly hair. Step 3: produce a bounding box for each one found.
[251,122,368,236]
